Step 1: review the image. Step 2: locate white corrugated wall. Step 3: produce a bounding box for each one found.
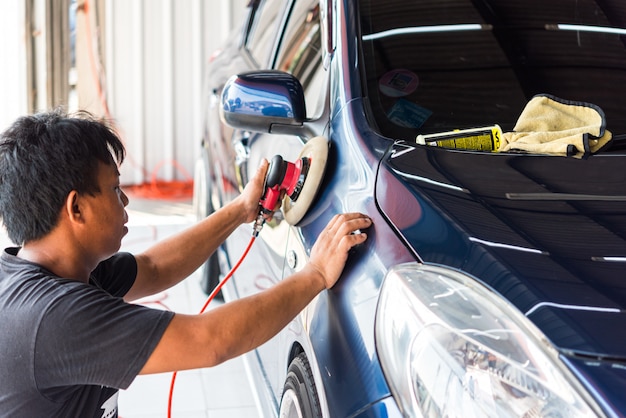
[102,0,247,186]
[1,0,247,187]
[0,1,29,131]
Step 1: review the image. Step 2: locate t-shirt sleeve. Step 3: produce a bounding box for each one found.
[34,281,175,390]
[90,252,138,297]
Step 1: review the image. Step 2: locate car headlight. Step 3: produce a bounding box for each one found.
[375,262,603,417]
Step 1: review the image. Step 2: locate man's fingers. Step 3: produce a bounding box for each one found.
[309,213,372,289]
[323,213,371,248]
[329,213,372,233]
[334,232,367,254]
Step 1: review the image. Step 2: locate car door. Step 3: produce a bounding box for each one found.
[228,0,329,404]
[195,0,291,294]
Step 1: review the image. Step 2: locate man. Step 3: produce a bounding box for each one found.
[0,109,371,417]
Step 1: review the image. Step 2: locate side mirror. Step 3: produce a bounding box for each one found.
[220,70,307,135]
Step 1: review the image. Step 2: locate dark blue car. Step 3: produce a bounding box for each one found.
[193,0,626,416]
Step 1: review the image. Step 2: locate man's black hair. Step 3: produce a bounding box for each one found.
[0,108,126,245]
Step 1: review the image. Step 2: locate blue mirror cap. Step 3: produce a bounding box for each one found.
[221,70,307,122]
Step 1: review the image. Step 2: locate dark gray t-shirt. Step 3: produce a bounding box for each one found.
[0,248,175,418]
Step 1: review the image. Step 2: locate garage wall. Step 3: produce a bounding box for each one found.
[101,0,247,186]
[0,2,29,131]
[1,0,246,187]
[1,0,72,132]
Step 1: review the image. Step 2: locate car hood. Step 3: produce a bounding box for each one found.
[375,141,626,359]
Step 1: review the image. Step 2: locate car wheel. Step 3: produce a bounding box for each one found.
[193,153,222,298]
[279,353,322,418]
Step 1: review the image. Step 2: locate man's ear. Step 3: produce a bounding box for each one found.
[65,190,84,223]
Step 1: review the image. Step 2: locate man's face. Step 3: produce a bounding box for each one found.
[81,162,129,259]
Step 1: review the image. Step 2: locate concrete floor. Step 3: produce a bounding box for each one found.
[0,196,261,418]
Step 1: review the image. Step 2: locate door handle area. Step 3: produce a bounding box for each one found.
[233,131,251,189]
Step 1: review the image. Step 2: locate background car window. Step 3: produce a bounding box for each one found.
[359,0,626,144]
[274,0,326,119]
[244,0,289,68]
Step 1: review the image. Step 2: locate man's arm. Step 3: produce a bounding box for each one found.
[123,160,270,302]
[139,212,372,374]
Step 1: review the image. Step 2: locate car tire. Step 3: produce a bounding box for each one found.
[279,353,322,418]
[193,153,223,298]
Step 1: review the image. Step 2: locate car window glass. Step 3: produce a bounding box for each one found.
[275,1,326,119]
[245,0,289,67]
[359,0,626,144]
[301,58,326,120]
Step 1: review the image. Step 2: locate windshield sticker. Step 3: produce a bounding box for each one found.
[379,69,419,97]
[387,99,432,129]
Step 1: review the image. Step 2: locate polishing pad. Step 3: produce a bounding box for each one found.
[282,136,329,225]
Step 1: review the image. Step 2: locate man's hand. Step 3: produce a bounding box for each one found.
[237,159,271,224]
[305,213,372,290]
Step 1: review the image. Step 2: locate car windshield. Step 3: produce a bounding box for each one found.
[359,0,626,147]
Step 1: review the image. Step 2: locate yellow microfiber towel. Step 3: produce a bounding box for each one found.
[499,94,612,156]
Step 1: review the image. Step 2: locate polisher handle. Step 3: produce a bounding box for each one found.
[259,155,287,213]
[265,155,288,188]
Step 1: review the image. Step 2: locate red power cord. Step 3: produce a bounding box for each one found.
[167,234,257,418]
